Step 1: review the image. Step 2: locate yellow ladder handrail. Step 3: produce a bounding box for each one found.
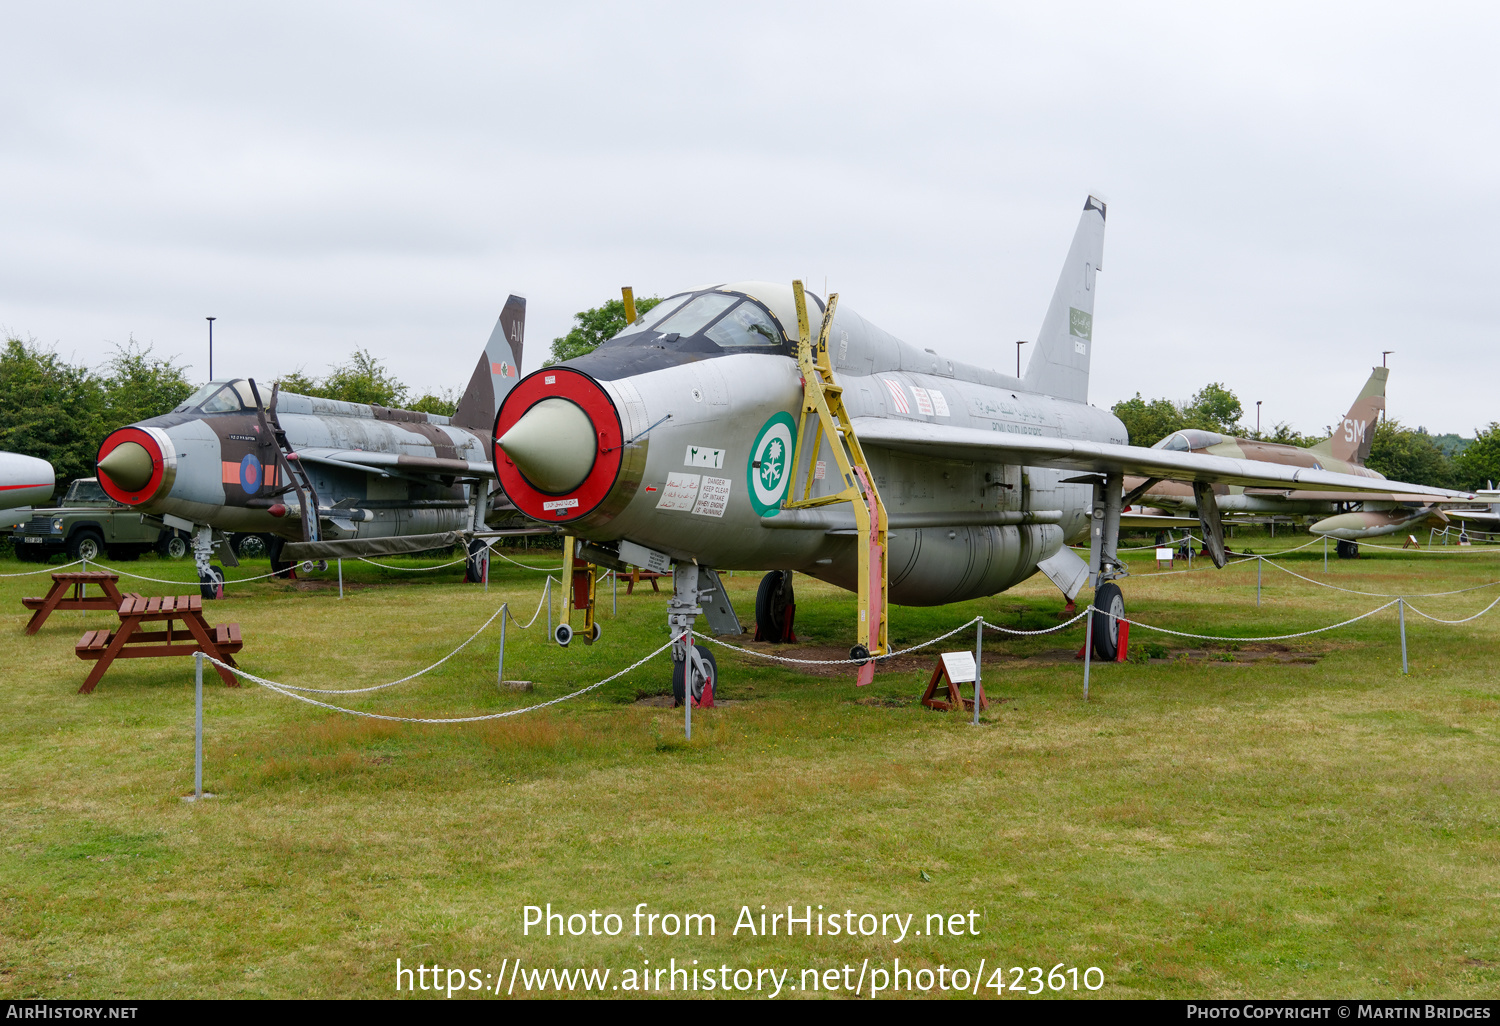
[784,280,889,667]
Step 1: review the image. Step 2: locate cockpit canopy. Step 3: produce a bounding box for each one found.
[174,379,268,415]
[1153,429,1226,452]
[601,288,789,354]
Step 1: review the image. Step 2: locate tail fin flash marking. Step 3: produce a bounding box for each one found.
[1309,366,1387,465]
[1022,195,1107,403]
[453,294,526,458]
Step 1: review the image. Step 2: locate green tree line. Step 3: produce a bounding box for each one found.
[0,336,457,493]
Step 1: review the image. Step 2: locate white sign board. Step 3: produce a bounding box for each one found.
[940,650,976,684]
[1156,548,1175,561]
[618,539,672,575]
[692,476,732,518]
[656,472,700,511]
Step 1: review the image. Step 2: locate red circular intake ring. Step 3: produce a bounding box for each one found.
[96,427,166,506]
[494,368,623,523]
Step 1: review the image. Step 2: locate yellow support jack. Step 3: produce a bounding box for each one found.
[557,537,601,646]
[783,280,889,684]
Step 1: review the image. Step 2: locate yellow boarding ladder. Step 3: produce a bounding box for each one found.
[783,281,889,684]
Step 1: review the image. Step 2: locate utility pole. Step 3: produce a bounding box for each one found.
[1016,340,1028,378]
[206,317,216,380]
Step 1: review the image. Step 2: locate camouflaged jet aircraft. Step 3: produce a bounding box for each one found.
[1126,368,1476,556]
[92,297,530,594]
[489,196,1473,698]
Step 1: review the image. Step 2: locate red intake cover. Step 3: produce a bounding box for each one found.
[494,368,622,523]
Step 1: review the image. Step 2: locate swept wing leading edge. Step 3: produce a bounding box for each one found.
[848,418,1473,501]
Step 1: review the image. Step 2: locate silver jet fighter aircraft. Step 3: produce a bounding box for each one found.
[492,197,1470,694]
[93,297,529,593]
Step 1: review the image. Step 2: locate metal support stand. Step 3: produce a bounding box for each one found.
[972,618,983,726]
[194,652,203,799]
[1082,606,1094,702]
[668,565,705,738]
[1398,598,1408,675]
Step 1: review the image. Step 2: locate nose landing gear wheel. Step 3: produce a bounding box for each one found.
[1091,582,1125,662]
[672,643,718,707]
[199,565,225,601]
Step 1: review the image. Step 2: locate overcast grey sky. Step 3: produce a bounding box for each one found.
[2,2,1495,436]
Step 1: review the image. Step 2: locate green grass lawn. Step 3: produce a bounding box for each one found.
[0,534,1497,999]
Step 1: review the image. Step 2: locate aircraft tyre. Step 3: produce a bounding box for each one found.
[199,565,225,601]
[672,643,718,707]
[266,536,294,579]
[464,539,487,583]
[67,530,104,563]
[1336,540,1360,559]
[755,570,794,642]
[1091,582,1125,662]
[232,533,270,560]
[554,623,573,647]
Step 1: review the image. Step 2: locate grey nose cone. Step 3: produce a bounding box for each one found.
[98,441,154,491]
[498,398,596,493]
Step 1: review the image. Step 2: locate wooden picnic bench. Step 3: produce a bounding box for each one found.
[75,593,244,694]
[626,568,667,594]
[22,572,136,635]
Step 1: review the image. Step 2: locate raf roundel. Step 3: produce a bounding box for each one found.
[747,411,797,516]
[239,453,262,495]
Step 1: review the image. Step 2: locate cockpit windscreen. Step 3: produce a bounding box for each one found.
[652,293,738,338]
[705,301,782,347]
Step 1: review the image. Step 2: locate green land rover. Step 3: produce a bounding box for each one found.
[11,478,189,563]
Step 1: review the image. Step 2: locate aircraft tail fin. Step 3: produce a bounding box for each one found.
[1022,195,1107,403]
[1307,366,1386,465]
[453,294,526,458]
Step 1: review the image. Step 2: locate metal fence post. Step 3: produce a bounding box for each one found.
[1324,536,1328,572]
[1399,598,1408,675]
[683,628,693,741]
[972,616,983,726]
[337,558,344,599]
[612,570,617,616]
[1082,606,1094,702]
[1257,556,1262,607]
[545,576,552,639]
[498,603,507,686]
[193,652,204,799]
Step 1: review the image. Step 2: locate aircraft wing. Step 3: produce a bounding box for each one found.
[849,419,1474,501]
[290,448,496,479]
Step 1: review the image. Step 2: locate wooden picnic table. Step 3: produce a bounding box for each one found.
[22,572,133,635]
[626,568,667,594]
[75,593,243,694]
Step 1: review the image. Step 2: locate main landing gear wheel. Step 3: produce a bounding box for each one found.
[465,538,488,583]
[1336,540,1360,559]
[266,536,294,579]
[672,643,718,707]
[199,565,225,601]
[1091,582,1125,662]
[754,570,796,643]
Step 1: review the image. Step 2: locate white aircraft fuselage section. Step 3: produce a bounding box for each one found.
[499,281,1124,607]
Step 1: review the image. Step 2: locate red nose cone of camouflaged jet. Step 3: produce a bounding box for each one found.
[494,368,622,523]
[96,427,172,506]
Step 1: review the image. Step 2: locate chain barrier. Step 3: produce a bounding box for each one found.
[206,640,675,724]
[490,549,563,572]
[1402,593,1500,625]
[92,562,289,585]
[1254,556,1500,598]
[252,605,508,694]
[0,557,87,577]
[506,579,554,630]
[357,554,470,571]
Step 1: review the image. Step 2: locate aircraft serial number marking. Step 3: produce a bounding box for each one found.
[685,446,726,469]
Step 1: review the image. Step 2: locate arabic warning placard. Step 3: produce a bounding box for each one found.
[656,472,700,512]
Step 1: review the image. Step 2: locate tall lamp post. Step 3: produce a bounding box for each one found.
[1256,400,1262,437]
[1016,339,1029,378]
[206,317,216,380]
